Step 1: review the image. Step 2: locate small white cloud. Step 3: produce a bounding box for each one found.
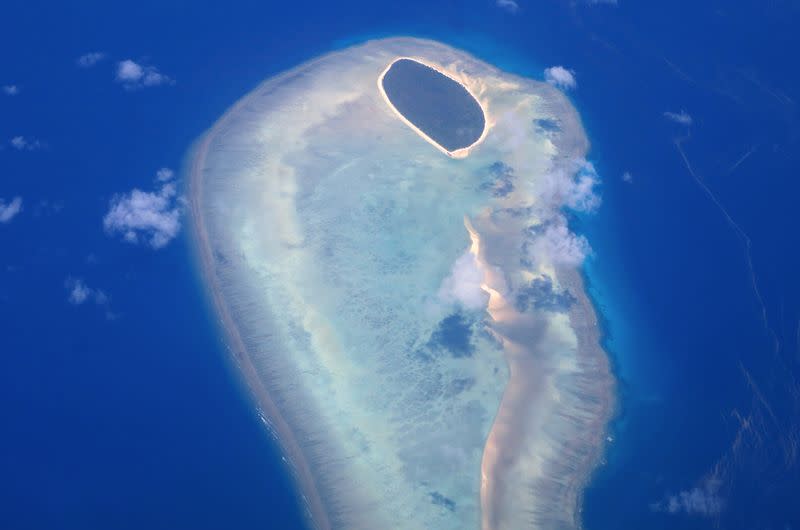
[10,136,42,151]
[156,167,174,182]
[0,197,23,223]
[496,0,519,13]
[2,85,19,95]
[544,66,577,90]
[622,171,633,183]
[103,168,182,249]
[587,0,618,4]
[117,60,143,82]
[66,277,93,305]
[528,221,592,267]
[115,59,174,89]
[521,157,599,268]
[664,110,693,126]
[536,158,601,214]
[567,160,601,211]
[438,251,489,310]
[653,479,724,517]
[77,51,107,68]
[65,277,115,318]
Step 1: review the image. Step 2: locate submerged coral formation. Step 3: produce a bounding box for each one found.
[187,37,613,530]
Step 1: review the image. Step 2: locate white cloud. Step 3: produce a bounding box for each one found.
[544,66,577,90]
[66,278,109,306]
[536,158,601,214]
[528,221,592,267]
[653,479,724,517]
[156,167,174,182]
[115,59,174,89]
[116,60,143,81]
[0,197,23,223]
[10,136,42,151]
[496,0,519,13]
[103,168,182,249]
[566,160,601,211]
[2,85,19,95]
[438,251,489,310]
[66,277,93,305]
[622,171,633,183]
[65,277,115,318]
[664,110,693,126]
[520,157,600,268]
[587,0,618,4]
[77,51,107,68]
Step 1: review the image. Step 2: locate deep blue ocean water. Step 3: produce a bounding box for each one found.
[2,1,798,529]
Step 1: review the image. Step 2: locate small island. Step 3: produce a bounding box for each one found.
[379,57,487,157]
[188,37,613,530]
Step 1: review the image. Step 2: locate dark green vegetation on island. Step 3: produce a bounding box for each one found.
[381,58,485,152]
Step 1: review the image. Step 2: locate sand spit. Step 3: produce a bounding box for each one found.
[186,37,614,530]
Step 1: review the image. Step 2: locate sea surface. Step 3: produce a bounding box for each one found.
[2,1,798,529]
